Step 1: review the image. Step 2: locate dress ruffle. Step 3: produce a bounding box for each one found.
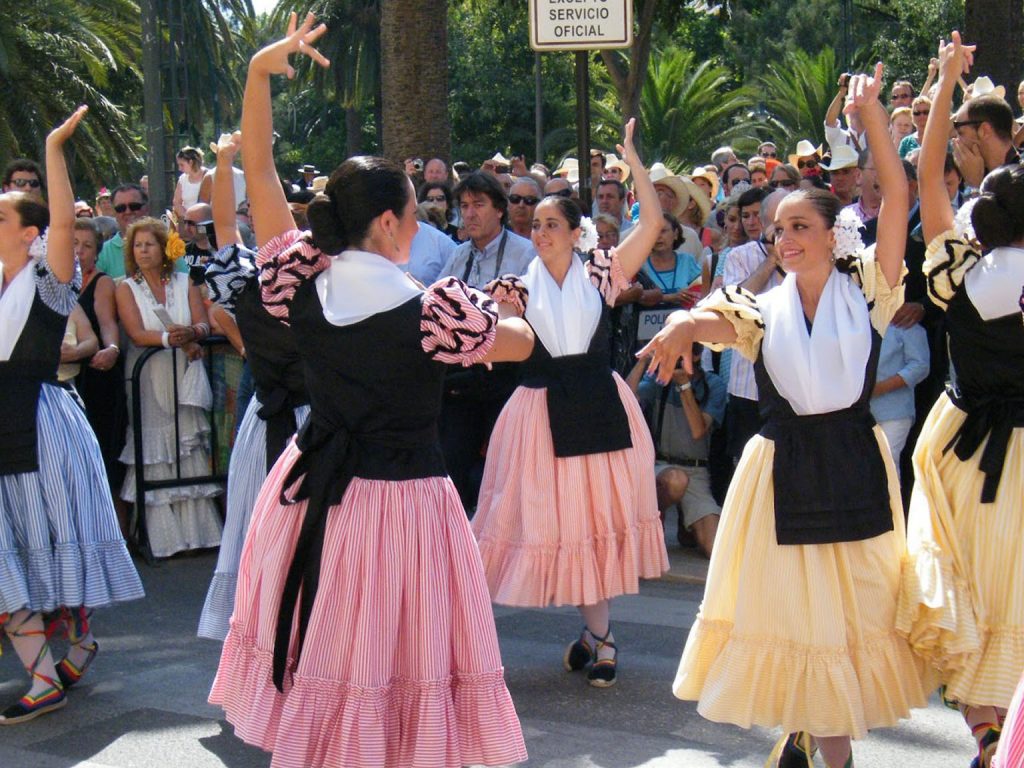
[257,230,330,322]
[472,374,668,607]
[923,231,981,309]
[420,277,498,366]
[698,285,765,361]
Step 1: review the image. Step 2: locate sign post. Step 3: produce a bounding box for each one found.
[529,0,632,210]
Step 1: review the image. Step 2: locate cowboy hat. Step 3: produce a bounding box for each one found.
[689,167,719,200]
[311,175,329,193]
[297,163,319,174]
[787,140,821,167]
[821,144,860,171]
[649,163,691,219]
[604,153,631,182]
[969,75,1007,101]
[679,176,712,224]
[554,157,580,183]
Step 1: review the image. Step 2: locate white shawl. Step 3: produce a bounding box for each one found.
[522,255,601,357]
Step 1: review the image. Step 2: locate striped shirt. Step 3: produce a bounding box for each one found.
[721,240,782,400]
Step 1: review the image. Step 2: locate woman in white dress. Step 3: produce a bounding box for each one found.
[172,147,207,220]
[115,219,222,557]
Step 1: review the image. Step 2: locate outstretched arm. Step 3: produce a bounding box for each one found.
[613,119,662,278]
[212,132,243,247]
[846,64,907,289]
[44,106,87,283]
[637,309,737,385]
[921,32,975,244]
[242,13,329,247]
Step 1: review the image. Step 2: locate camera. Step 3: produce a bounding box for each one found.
[412,158,424,172]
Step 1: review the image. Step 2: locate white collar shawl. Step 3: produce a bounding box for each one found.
[315,249,423,327]
[522,254,601,357]
[0,262,37,361]
[760,269,871,416]
[964,246,1024,321]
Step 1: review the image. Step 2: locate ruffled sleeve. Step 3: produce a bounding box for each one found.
[837,245,907,335]
[421,277,499,366]
[34,250,81,316]
[257,229,331,321]
[586,247,631,306]
[205,244,256,316]
[482,274,528,317]
[922,230,981,310]
[697,285,764,362]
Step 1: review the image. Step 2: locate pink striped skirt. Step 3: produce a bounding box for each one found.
[209,441,527,768]
[472,376,669,608]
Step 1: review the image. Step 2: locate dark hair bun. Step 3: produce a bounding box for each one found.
[307,193,347,254]
[972,164,1024,250]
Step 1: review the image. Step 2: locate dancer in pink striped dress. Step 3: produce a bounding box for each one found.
[471,120,669,688]
[208,15,532,768]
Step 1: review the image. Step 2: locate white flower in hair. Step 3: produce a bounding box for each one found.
[954,197,979,245]
[576,215,599,253]
[28,230,48,262]
[832,206,865,260]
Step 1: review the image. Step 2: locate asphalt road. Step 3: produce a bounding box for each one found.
[0,552,976,767]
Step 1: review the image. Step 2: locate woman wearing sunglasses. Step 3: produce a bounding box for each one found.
[769,163,800,191]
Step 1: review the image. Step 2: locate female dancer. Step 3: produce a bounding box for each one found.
[208,15,531,767]
[471,119,669,688]
[0,107,144,724]
[197,131,311,641]
[897,33,1024,768]
[644,66,931,767]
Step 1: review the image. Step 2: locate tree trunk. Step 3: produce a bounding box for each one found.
[964,0,1023,102]
[345,105,362,157]
[598,0,660,152]
[379,0,451,163]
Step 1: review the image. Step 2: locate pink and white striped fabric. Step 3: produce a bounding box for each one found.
[997,672,1024,768]
[210,442,527,768]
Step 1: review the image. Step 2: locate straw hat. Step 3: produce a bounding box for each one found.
[679,176,712,223]
[969,75,1007,100]
[787,139,821,167]
[689,167,720,200]
[554,157,580,183]
[311,175,329,193]
[488,152,512,166]
[821,144,860,171]
[649,162,691,219]
[604,153,631,182]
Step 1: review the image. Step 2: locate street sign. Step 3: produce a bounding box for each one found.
[529,0,633,51]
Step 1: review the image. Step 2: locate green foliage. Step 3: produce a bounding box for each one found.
[594,47,754,171]
[758,47,843,151]
[0,0,143,184]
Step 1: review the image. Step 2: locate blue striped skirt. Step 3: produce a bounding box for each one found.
[197,396,309,640]
[0,384,145,615]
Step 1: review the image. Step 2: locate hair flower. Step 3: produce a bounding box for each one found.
[165,230,186,262]
[832,207,866,261]
[576,216,599,253]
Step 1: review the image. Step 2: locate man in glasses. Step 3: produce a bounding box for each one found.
[543,176,575,199]
[889,80,915,110]
[757,141,778,159]
[951,94,1020,188]
[96,183,186,278]
[506,177,542,239]
[2,159,45,201]
[595,178,633,236]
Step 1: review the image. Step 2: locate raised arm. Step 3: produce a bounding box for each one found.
[242,13,329,247]
[613,119,662,278]
[921,33,975,244]
[824,76,849,128]
[846,64,907,289]
[44,106,87,283]
[212,132,243,247]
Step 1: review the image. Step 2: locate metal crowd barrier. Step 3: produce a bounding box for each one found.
[128,336,230,564]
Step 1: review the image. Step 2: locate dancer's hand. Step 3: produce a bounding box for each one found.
[636,311,696,384]
[46,105,87,148]
[251,12,329,79]
[616,118,642,170]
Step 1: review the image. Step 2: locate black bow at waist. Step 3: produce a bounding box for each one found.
[943,388,1024,504]
[255,386,307,474]
[272,415,441,692]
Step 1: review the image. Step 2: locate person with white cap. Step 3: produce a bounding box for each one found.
[825,73,868,153]
[844,147,883,225]
[649,163,705,275]
[603,153,631,184]
[788,140,823,178]
[821,144,861,207]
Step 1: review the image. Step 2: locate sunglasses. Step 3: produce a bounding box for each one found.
[760,151,777,158]
[10,178,41,189]
[547,188,573,198]
[912,110,931,117]
[952,119,983,131]
[114,202,145,213]
[797,159,818,169]
[508,194,539,206]
[424,195,446,203]
[769,179,797,189]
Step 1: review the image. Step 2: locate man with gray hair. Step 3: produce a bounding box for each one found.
[711,146,738,172]
[506,176,542,238]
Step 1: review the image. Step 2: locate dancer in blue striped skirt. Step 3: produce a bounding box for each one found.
[196,131,310,641]
[0,107,144,724]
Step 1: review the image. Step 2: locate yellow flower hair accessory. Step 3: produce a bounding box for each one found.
[165,230,186,262]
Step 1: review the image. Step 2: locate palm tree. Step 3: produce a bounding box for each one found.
[757,47,842,152]
[594,47,753,171]
[0,0,143,183]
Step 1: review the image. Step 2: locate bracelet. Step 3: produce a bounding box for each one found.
[106,344,120,353]
[676,382,692,393]
[161,331,171,348]
[192,322,210,339]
